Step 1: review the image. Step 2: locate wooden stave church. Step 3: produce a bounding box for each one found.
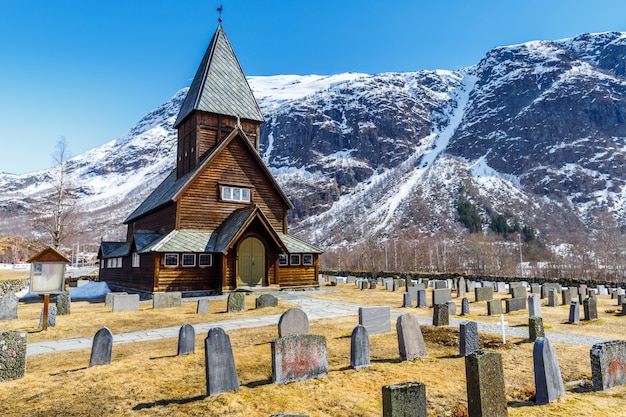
[98,24,322,294]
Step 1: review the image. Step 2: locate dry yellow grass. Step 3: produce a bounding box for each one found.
[0,269,29,281]
[2,284,626,416]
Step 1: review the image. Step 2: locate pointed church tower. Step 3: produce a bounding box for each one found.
[174,24,265,179]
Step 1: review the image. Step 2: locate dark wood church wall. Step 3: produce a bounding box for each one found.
[99,253,156,292]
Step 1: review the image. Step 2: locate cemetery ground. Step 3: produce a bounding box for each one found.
[1,285,626,416]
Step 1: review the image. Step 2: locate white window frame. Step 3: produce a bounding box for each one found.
[279,254,288,266]
[221,185,251,203]
[164,253,179,267]
[116,257,122,268]
[199,253,213,267]
[132,252,140,268]
[182,253,196,267]
[303,254,313,265]
[290,254,301,266]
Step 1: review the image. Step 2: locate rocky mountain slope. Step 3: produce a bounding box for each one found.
[2,31,626,250]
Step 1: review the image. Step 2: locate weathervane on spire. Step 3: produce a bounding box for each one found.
[217,1,223,23]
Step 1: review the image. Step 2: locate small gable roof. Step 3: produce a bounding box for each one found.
[27,246,71,263]
[174,24,264,128]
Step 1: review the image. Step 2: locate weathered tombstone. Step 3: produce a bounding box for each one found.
[153,291,182,309]
[432,288,452,306]
[496,282,507,293]
[197,298,209,314]
[561,288,572,306]
[350,325,370,369]
[465,350,508,417]
[456,276,467,298]
[393,279,404,291]
[528,294,542,318]
[542,283,561,299]
[39,305,57,328]
[272,334,328,384]
[618,294,625,307]
[474,286,493,302]
[584,296,598,320]
[396,314,427,361]
[227,292,245,312]
[530,284,541,295]
[382,382,427,417]
[547,288,559,307]
[0,291,18,320]
[533,337,565,404]
[579,284,588,296]
[369,280,377,289]
[460,320,479,357]
[55,292,71,315]
[416,289,427,308]
[445,300,456,316]
[568,301,580,323]
[402,292,413,308]
[278,308,310,337]
[256,293,278,308]
[434,280,447,289]
[407,285,419,301]
[347,276,357,284]
[105,292,127,307]
[89,327,113,367]
[0,331,27,381]
[359,306,391,335]
[433,303,449,326]
[487,299,503,316]
[509,285,525,299]
[620,302,626,316]
[590,340,626,390]
[174,323,195,355]
[111,294,139,312]
[528,316,545,342]
[588,289,597,298]
[505,297,526,313]
[358,279,369,290]
[205,327,239,395]
[597,285,608,295]
[461,297,470,316]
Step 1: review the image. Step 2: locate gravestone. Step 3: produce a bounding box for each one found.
[474,286,493,302]
[456,276,466,298]
[487,299,502,315]
[347,276,357,284]
[465,350,508,417]
[0,331,27,382]
[597,285,608,295]
[272,334,328,384]
[153,291,182,309]
[505,297,526,313]
[445,300,456,316]
[528,316,545,342]
[227,292,245,312]
[434,280,447,289]
[369,280,377,290]
[618,294,625,307]
[433,303,449,326]
[530,284,541,295]
[533,337,565,404]
[579,284,588,296]
[542,283,561,299]
[591,340,626,390]
[177,323,195,355]
[358,279,368,290]
[461,297,470,316]
[89,327,113,367]
[0,291,18,320]
[205,327,239,395]
[416,289,427,308]
[496,282,507,293]
[197,299,209,314]
[112,294,139,312]
[528,294,542,318]
[396,314,427,361]
[584,296,598,320]
[432,288,451,306]
[568,301,580,323]
[278,308,310,337]
[382,382,427,417]
[359,306,391,335]
[39,305,57,328]
[561,288,572,306]
[402,292,413,308]
[393,279,405,291]
[460,320,479,357]
[105,292,127,307]
[547,288,559,307]
[350,325,370,369]
[509,285,525,299]
[55,292,71,315]
[256,293,278,308]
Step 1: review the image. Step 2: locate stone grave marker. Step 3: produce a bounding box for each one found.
[432,288,451,306]
[402,292,413,308]
[434,280,447,289]
[272,334,328,384]
[505,297,526,313]
[197,299,209,314]
[487,299,503,316]
[568,301,580,323]
[369,280,377,289]
[529,316,545,342]
[618,294,625,307]
[0,291,18,320]
[350,325,370,369]
[359,306,390,335]
[416,289,427,308]
[89,327,113,367]
[474,286,493,302]
[530,284,541,295]
[177,323,195,355]
[547,288,559,307]
[112,294,139,312]
[347,276,357,284]
[0,331,27,382]
[542,283,561,299]
[533,337,565,404]
[445,300,456,316]
[588,289,597,298]
[591,340,626,390]
[55,292,71,316]
[456,276,466,298]
[358,279,368,290]
[584,296,598,320]
[465,350,508,417]
[528,294,542,317]
[256,293,278,308]
[496,282,507,293]
[509,285,525,299]
[227,292,245,312]
[396,314,427,361]
[278,308,310,337]
[382,382,427,417]
[597,285,608,295]
[153,291,182,309]
[561,288,572,306]
[105,292,127,307]
[433,303,449,326]
[205,327,239,395]
[620,302,626,316]
[460,320,479,357]
[39,305,57,328]
[461,297,470,315]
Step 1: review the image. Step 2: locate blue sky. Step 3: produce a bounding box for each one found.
[1,0,625,174]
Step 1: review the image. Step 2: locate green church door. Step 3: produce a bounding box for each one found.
[238,237,265,287]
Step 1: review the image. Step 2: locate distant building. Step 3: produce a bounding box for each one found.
[98,24,322,293]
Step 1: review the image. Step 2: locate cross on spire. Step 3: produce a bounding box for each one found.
[217,1,223,23]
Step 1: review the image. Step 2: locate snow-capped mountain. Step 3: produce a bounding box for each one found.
[2,31,626,249]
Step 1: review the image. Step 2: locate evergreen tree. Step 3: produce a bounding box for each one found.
[457,199,482,233]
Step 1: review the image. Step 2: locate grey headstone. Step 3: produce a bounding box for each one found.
[460,320,479,357]
[196,299,209,314]
[461,297,470,316]
[445,300,456,316]
[579,284,588,295]
[112,294,139,312]
[358,279,368,290]
[433,303,449,326]
[533,337,565,404]
[369,280,377,290]
[39,305,57,328]
[496,282,507,293]
[474,286,493,302]
[358,306,391,335]
[347,276,357,284]
[432,288,451,306]
[396,314,427,361]
[561,288,572,306]
[407,285,418,301]
[529,316,545,342]
[487,299,503,315]
[0,291,18,320]
[153,292,182,309]
[278,308,310,337]
[416,289,427,308]
[584,296,598,320]
[350,325,370,369]
[55,292,71,315]
[568,301,580,323]
[402,292,413,308]
[597,285,608,295]
[465,350,508,417]
[178,323,195,355]
[547,288,559,307]
[0,331,27,381]
[528,294,542,318]
[89,327,113,367]
[542,283,561,299]
[227,292,245,312]
[618,294,625,307]
[105,292,127,307]
[434,280,447,289]
[382,382,427,417]
[509,285,525,299]
[272,334,328,384]
[505,297,526,313]
[256,293,278,308]
[456,277,467,298]
[591,340,626,390]
[530,284,541,295]
[205,327,239,395]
